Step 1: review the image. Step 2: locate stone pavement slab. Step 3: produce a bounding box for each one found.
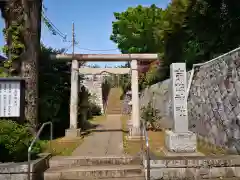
[72,115,123,156]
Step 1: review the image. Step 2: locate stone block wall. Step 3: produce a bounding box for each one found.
[188,50,240,149]
[0,155,50,180]
[140,48,240,150]
[82,78,104,113]
[140,79,173,129]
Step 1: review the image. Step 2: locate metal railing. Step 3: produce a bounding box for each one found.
[28,122,53,180]
[140,120,150,180]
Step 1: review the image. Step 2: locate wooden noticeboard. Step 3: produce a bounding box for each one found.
[0,78,25,120]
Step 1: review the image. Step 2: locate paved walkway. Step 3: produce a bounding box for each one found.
[72,114,124,156]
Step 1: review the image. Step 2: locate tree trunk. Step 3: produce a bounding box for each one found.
[0,0,42,133]
[21,0,42,133]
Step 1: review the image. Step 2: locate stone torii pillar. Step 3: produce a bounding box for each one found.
[129,59,141,138]
[65,59,81,137]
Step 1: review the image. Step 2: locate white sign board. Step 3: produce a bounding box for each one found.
[170,63,188,133]
[0,81,21,117]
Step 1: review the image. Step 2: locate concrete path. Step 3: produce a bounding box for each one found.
[72,115,124,156]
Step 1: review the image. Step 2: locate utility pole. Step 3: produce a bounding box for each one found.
[68,21,80,136]
[72,22,75,57]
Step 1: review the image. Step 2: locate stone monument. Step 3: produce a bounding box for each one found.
[164,63,197,154]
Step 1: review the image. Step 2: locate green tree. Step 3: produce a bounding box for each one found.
[111,0,240,85]
[111,5,165,90]
[163,0,240,69]
[39,45,71,136]
[111,4,164,54]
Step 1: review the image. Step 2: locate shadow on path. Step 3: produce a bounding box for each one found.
[72,114,124,156]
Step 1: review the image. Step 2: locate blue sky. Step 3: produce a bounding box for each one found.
[0,0,170,67]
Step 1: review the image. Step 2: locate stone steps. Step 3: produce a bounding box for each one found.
[62,177,145,180]
[45,165,143,180]
[56,179,239,180]
[107,109,122,112]
[49,156,141,168]
[44,156,144,180]
[105,88,123,115]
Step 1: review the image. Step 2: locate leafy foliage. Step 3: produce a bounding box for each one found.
[144,64,163,87]
[111,4,164,54]
[141,101,161,131]
[111,5,165,90]
[0,0,25,75]
[38,45,72,136]
[87,102,102,118]
[111,0,240,88]
[0,120,41,162]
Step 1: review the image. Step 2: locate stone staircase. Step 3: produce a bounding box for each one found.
[105,88,123,114]
[44,156,145,180]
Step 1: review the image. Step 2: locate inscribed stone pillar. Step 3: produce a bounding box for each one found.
[129,59,141,137]
[65,59,81,137]
[164,63,197,153]
[170,63,188,133]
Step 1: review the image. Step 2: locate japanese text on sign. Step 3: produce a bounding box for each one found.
[0,81,21,117]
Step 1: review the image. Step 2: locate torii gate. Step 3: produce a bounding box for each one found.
[51,54,159,138]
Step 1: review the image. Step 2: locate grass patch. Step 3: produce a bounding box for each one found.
[197,139,227,155]
[148,131,165,157]
[121,115,164,157]
[41,115,107,156]
[41,137,84,156]
[121,115,140,155]
[88,115,107,124]
[122,115,230,156]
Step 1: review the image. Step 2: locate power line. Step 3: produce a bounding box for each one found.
[63,44,73,53]
[42,5,66,38]
[42,6,119,52]
[42,7,73,43]
[42,14,68,40]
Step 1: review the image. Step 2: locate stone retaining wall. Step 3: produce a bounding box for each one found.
[140,48,240,151]
[144,155,240,180]
[0,154,50,180]
[82,78,104,113]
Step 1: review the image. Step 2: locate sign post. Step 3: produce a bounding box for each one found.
[0,78,25,121]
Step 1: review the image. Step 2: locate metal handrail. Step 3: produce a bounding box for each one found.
[141,120,150,180]
[28,122,53,180]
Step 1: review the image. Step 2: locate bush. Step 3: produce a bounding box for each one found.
[0,120,42,162]
[87,102,102,118]
[140,101,161,131]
